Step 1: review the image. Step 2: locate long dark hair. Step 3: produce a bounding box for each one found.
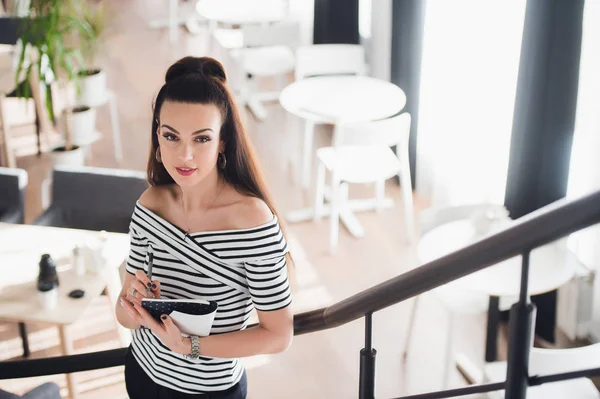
[148,56,295,273]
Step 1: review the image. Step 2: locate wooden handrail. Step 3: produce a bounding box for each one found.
[291,189,600,335]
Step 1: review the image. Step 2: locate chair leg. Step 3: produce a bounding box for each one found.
[375,180,385,212]
[168,0,179,43]
[442,312,455,388]
[301,121,315,190]
[314,161,326,221]
[283,113,295,175]
[207,20,218,53]
[246,93,268,121]
[403,295,420,360]
[329,175,341,254]
[241,72,268,121]
[399,148,415,243]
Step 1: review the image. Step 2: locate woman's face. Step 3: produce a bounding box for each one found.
[157,101,223,187]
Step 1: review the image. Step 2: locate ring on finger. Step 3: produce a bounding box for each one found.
[131,288,138,298]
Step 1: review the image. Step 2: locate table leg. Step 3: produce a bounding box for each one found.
[301,121,315,190]
[107,92,123,163]
[58,325,78,399]
[105,269,131,348]
[18,322,30,358]
[485,296,501,362]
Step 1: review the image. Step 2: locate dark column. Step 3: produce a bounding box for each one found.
[313,0,360,45]
[390,0,426,188]
[504,0,585,343]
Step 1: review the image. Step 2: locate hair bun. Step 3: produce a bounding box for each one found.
[165,56,227,84]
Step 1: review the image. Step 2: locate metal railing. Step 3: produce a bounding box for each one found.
[2,190,600,398]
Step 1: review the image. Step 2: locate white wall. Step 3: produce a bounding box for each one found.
[288,0,314,46]
[566,0,600,324]
[367,0,392,81]
[415,0,526,207]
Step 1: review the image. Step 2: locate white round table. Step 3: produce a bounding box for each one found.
[417,217,581,384]
[196,0,287,26]
[279,75,407,125]
[418,219,578,298]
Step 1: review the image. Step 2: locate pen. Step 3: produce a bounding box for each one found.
[145,252,153,297]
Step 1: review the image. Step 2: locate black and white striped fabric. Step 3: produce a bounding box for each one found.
[126,202,291,394]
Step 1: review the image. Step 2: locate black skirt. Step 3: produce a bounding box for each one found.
[125,346,247,399]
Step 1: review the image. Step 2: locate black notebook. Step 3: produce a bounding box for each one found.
[141,298,218,336]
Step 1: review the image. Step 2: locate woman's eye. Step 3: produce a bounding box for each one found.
[195,136,210,143]
[162,133,177,141]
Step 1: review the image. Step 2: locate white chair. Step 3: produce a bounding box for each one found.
[295,44,366,80]
[403,203,515,388]
[313,112,414,253]
[147,0,205,43]
[234,20,299,121]
[483,343,600,398]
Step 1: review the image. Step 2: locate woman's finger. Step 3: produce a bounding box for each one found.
[129,280,154,301]
[159,314,185,353]
[120,296,142,321]
[151,280,161,296]
[135,301,162,331]
[160,314,180,336]
[135,269,152,287]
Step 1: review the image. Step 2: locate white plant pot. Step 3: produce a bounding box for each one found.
[70,106,97,145]
[49,146,85,168]
[78,69,107,107]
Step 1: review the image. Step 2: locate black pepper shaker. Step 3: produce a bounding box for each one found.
[37,254,59,292]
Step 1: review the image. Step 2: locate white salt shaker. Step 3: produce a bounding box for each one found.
[73,245,85,276]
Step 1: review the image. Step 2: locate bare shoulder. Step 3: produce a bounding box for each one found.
[138,184,177,213]
[226,194,274,230]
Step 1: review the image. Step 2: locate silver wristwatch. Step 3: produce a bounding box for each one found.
[184,335,200,360]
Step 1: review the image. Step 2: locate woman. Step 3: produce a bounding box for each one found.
[115,56,294,399]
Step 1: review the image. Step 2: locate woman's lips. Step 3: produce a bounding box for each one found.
[175,167,197,176]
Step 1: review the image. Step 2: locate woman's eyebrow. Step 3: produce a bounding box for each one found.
[161,124,214,135]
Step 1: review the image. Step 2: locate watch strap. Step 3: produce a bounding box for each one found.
[184,335,200,359]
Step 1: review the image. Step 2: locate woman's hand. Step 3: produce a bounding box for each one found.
[123,270,161,306]
[120,299,190,355]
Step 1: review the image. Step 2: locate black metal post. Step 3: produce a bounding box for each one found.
[18,322,30,358]
[485,296,500,362]
[505,250,535,399]
[359,312,376,399]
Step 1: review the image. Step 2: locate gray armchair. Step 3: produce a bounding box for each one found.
[33,165,148,233]
[0,382,61,399]
[0,167,29,357]
[0,166,27,224]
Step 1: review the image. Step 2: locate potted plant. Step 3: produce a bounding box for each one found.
[15,0,94,167]
[76,1,110,108]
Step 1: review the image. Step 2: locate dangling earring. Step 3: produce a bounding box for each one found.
[218,152,227,169]
[156,147,162,163]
